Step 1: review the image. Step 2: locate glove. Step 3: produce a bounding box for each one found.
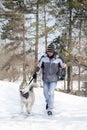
[33,72,37,79]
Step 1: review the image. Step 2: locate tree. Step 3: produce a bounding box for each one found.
[0,0,28,81]
[54,0,87,92]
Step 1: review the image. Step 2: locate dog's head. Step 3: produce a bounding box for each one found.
[19,82,30,99]
[19,81,29,94]
[20,86,29,94]
[19,86,29,99]
[19,82,38,93]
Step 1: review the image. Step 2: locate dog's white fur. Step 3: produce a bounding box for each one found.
[19,82,37,114]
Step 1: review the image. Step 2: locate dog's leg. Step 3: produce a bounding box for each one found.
[26,105,30,114]
[21,102,24,113]
[27,94,35,114]
[26,103,32,114]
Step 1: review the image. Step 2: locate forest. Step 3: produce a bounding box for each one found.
[0,0,87,95]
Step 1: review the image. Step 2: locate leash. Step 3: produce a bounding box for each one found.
[28,77,34,85]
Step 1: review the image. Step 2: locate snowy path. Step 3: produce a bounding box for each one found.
[0,81,87,130]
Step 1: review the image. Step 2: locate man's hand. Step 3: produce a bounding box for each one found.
[63,63,67,68]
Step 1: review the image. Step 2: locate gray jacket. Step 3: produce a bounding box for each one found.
[38,53,64,82]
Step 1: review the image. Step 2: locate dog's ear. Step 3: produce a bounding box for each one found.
[19,81,28,89]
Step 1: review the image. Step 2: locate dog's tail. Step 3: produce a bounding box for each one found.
[29,83,38,91]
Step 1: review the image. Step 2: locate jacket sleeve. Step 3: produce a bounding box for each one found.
[58,58,64,68]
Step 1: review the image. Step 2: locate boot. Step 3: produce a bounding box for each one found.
[47,111,52,115]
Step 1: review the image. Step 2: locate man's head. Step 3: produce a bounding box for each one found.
[47,44,55,57]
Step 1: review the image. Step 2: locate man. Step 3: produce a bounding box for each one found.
[33,43,66,115]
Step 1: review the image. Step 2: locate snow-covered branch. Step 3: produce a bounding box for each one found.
[0,1,11,12]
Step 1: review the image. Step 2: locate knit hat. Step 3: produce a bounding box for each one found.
[47,44,55,53]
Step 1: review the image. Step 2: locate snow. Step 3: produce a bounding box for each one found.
[0,80,87,130]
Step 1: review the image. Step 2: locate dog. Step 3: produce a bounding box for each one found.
[19,81,37,114]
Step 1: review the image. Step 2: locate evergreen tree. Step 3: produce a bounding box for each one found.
[53,0,87,92]
[1,0,27,81]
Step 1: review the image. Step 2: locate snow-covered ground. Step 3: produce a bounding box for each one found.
[0,80,87,130]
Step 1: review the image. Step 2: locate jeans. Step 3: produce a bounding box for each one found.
[43,81,57,111]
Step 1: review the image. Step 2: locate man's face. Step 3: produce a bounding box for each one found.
[47,52,54,57]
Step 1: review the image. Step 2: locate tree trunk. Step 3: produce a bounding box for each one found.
[35,1,39,65]
[78,20,82,91]
[78,65,81,91]
[34,1,39,83]
[67,66,71,92]
[43,0,47,51]
[22,22,26,82]
[67,0,72,92]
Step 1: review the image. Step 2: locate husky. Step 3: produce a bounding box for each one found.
[19,81,37,114]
